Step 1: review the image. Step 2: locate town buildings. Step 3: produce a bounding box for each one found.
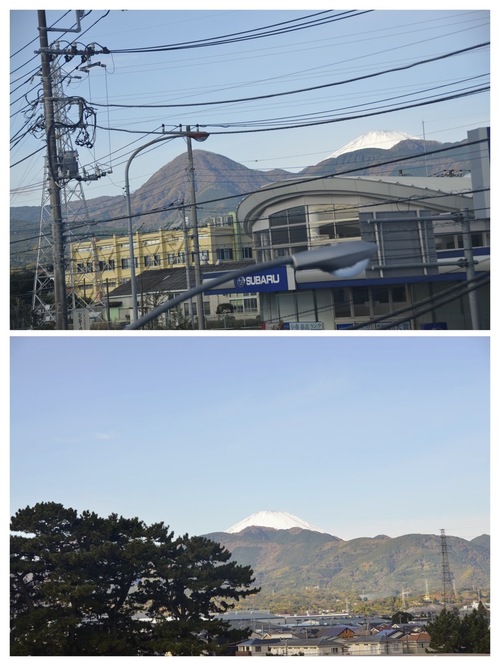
[68,128,489,330]
[68,214,250,303]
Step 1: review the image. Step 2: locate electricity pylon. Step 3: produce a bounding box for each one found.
[440,528,456,607]
[32,10,109,328]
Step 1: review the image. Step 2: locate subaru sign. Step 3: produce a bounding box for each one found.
[204,265,290,294]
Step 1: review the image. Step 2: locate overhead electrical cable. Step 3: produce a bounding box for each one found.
[86,85,488,144]
[89,42,488,109]
[108,10,371,54]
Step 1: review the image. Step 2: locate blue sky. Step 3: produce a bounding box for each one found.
[10,334,490,541]
[9,2,490,207]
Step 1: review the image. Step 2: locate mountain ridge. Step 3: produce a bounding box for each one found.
[202,526,490,601]
[10,135,472,268]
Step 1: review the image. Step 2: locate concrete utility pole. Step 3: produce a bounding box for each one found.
[186,126,205,330]
[38,10,68,329]
[459,208,480,330]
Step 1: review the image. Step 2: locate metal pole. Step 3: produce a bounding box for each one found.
[186,126,205,330]
[124,134,176,323]
[38,10,68,329]
[124,162,139,323]
[460,208,480,329]
[181,203,195,328]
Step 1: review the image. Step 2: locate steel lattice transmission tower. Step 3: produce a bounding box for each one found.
[440,528,456,607]
[32,11,109,328]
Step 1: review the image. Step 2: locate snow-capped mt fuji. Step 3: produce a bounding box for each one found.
[328,130,420,159]
[225,510,330,535]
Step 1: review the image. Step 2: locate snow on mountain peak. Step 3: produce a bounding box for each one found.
[225,510,330,534]
[328,130,420,159]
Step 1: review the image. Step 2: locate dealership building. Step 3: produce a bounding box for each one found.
[207,128,490,330]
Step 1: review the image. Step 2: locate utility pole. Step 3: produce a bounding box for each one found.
[186,126,205,330]
[37,10,68,329]
[180,202,195,328]
[33,11,110,329]
[459,208,480,329]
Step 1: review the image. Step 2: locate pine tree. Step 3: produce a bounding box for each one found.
[10,502,259,656]
[427,606,490,654]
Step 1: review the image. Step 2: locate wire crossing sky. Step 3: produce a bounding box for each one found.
[9,3,490,207]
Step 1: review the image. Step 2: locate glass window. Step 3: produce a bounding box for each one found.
[353,287,370,316]
[271,227,289,244]
[372,287,390,315]
[392,286,407,303]
[216,248,234,261]
[333,288,351,318]
[255,230,271,247]
[144,254,160,267]
[336,220,360,238]
[269,211,287,227]
[288,206,306,225]
[471,232,483,247]
[435,234,456,250]
[289,225,307,244]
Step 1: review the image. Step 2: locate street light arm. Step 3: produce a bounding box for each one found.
[125,134,179,322]
[125,241,377,330]
[124,129,210,323]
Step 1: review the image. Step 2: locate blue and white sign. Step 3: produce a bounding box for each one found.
[204,265,290,294]
[286,322,324,330]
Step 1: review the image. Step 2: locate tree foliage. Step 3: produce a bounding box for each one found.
[10,502,259,656]
[426,605,490,654]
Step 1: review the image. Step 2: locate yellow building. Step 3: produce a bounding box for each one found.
[68,216,252,302]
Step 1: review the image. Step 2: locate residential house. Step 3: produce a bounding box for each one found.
[236,636,345,656]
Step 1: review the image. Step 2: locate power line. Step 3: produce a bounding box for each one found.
[108,11,371,55]
[87,42,489,110]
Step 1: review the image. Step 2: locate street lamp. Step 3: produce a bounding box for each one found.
[125,240,377,330]
[125,127,210,323]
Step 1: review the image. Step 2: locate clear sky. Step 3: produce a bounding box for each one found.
[9,334,490,542]
[8,2,490,207]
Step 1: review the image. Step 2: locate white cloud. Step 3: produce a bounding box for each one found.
[92,431,117,441]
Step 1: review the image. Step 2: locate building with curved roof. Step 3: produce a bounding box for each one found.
[231,129,489,330]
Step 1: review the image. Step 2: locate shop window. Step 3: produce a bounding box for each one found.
[333,288,351,318]
[269,206,308,248]
[353,287,370,316]
[372,287,390,315]
[392,286,407,303]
